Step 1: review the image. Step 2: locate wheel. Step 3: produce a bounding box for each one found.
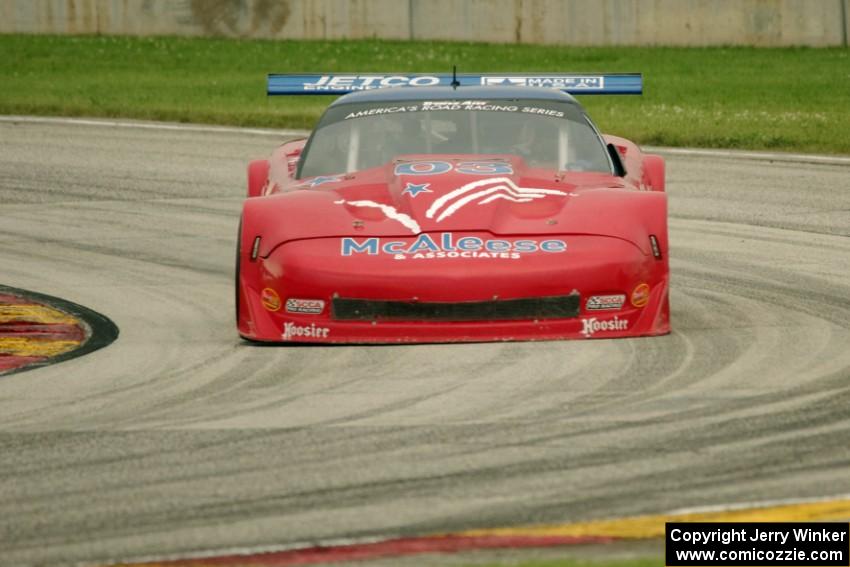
[235,216,242,325]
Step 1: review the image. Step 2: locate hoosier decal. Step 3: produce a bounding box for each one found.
[340,233,567,260]
[581,316,629,337]
[282,322,330,341]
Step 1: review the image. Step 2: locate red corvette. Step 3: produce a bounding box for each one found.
[237,74,669,343]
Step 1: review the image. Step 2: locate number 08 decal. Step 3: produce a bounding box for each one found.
[456,161,514,174]
[394,161,514,176]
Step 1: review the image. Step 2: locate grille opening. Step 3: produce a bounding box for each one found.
[332,294,580,322]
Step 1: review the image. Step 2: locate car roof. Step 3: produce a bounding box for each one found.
[328,86,582,107]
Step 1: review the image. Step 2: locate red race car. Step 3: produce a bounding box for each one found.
[237,73,668,343]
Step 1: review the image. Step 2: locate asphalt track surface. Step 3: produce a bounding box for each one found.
[1,118,849,566]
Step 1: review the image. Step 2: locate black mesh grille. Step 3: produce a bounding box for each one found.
[332,294,580,322]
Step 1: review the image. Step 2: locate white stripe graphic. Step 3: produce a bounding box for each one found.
[334,199,421,234]
[478,194,534,205]
[426,177,572,222]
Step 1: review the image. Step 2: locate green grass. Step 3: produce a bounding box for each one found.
[2,34,849,154]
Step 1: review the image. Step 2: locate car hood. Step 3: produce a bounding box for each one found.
[246,155,661,257]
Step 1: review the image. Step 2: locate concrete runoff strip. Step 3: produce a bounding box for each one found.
[458,496,850,539]
[1,115,849,165]
[0,115,308,138]
[0,286,118,376]
[2,116,850,566]
[643,146,850,166]
[116,536,614,567]
[112,497,850,566]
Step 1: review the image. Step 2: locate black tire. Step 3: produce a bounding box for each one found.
[235,216,242,325]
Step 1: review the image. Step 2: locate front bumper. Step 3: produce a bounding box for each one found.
[237,233,670,343]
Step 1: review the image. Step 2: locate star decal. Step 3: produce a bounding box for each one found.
[402,182,432,198]
[306,175,342,187]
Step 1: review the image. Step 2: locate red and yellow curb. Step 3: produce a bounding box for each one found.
[458,497,850,540]
[111,497,850,566]
[0,292,88,374]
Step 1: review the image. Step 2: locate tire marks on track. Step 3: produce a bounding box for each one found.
[0,120,848,566]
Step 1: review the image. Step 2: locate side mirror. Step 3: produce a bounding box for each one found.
[607,143,627,177]
[247,159,270,198]
[642,154,666,192]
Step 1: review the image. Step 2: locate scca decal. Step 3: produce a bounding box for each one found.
[285,298,325,315]
[341,233,566,260]
[394,161,513,176]
[586,294,626,311]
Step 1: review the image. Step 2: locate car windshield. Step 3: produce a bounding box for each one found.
[298,98,612,178]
